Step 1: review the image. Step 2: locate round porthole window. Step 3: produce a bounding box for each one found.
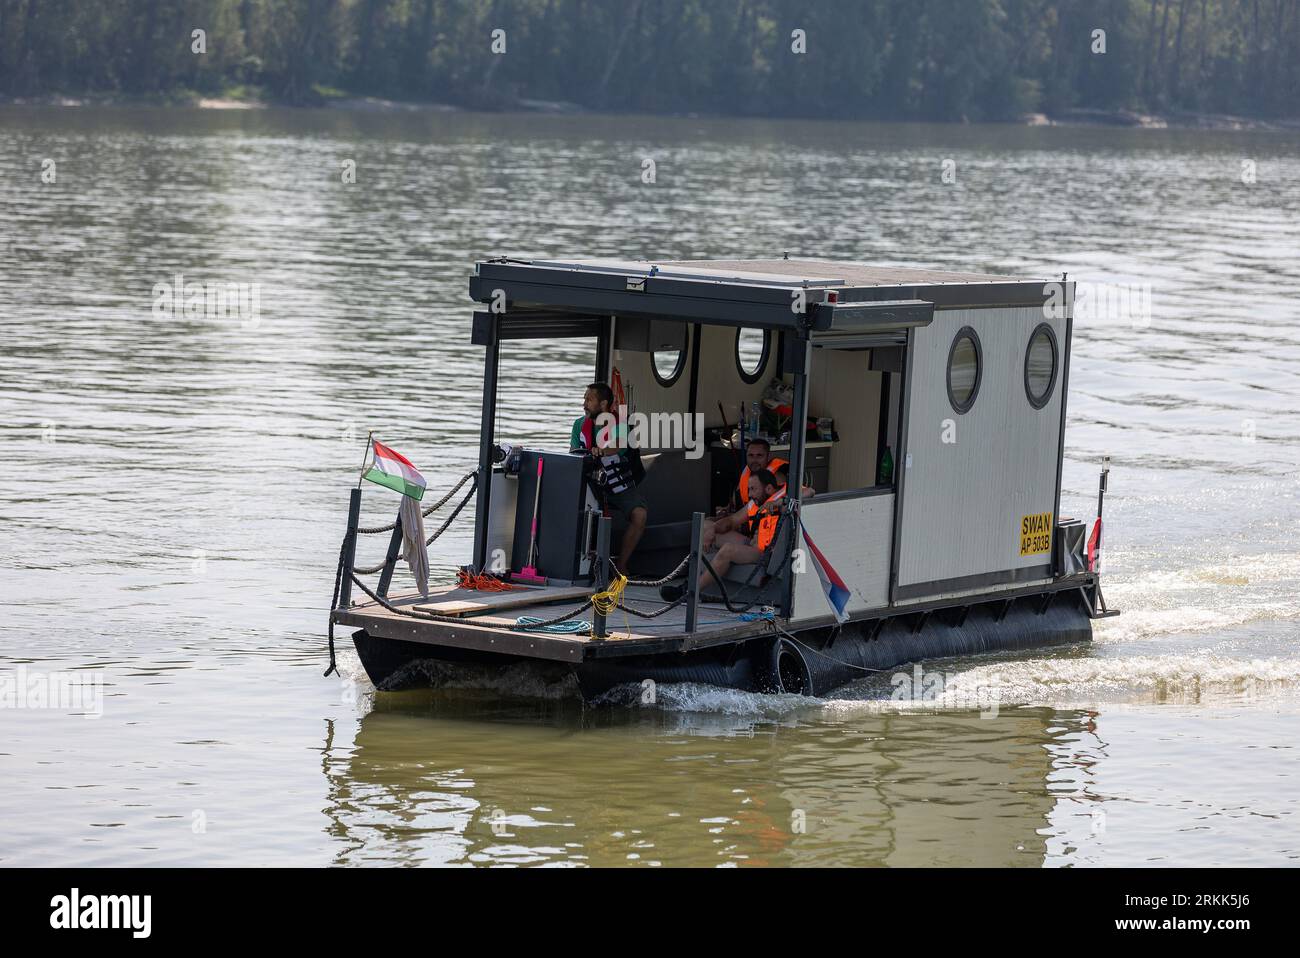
[735,328,770,384]
[1024,323,1058,409]
[652,330,687,386]
[946,327,982,414]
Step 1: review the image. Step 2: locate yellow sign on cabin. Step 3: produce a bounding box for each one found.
[1019,512,1053,557]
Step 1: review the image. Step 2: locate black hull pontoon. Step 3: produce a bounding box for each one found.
[341,576,1100,701]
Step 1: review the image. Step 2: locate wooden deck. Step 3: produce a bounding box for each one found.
[331,581,774,663]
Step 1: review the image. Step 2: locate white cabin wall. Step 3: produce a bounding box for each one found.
[789,492,893,624]
[896,304,1067,591]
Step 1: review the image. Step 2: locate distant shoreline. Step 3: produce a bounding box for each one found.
[3,93,1297,132]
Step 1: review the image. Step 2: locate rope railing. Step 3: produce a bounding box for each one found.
[624,553,691,587]
[356,470,476,535]
[352,473,478,575]
[326,478,794,673]
[425,477,478,546]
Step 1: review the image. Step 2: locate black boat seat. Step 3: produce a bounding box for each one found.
[607,448,794,585]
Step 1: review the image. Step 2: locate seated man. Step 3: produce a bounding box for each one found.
[702,470,768,553]
[699,461,811,555]
[729,437,787,513]
[662,468,781,601]
[571,381,647,573]
[703,436,789,548]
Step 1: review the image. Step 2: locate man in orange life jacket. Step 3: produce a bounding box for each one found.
[728,438,787,514]
[662,468,781,601]
[703,436,787,548]
[571,382,647,573]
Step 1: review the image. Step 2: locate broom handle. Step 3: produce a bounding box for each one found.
[528,459,544,561]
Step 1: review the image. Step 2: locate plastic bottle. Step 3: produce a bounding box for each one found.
[879,446,894,485]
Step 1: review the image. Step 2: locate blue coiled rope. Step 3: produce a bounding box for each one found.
[514,615,591,634]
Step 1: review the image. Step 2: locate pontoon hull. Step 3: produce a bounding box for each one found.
[351,593,1092,701]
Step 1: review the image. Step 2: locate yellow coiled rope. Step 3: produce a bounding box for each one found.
[591,573,628,616]
[591,572,631,638]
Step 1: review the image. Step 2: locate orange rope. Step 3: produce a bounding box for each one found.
[456,569,519,592]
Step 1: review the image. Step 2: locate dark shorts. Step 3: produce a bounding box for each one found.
[605,486,647,520]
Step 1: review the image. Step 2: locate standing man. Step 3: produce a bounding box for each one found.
[571,382,647,574]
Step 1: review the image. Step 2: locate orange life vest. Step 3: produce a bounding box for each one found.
[752,487,784,552]
[738,457,788,502]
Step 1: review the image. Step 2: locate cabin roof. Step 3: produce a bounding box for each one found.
[469,256,1058,337]
[642,258,1033,287]
[492,257,1041,288]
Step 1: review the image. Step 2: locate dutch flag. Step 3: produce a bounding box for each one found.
[800,520,850,623]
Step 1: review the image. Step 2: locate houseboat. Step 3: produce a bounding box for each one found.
[328,258,1115,700]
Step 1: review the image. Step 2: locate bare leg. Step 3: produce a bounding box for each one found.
[714,530,750,549]
[698,541,763,592]
[617,506,647,572]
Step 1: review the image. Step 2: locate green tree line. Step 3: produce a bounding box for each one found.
[1,0,1297,119]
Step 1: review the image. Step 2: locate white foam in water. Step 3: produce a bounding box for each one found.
[640,682,816,717]
[912,653,1300,709]
[1095,549,1300,644]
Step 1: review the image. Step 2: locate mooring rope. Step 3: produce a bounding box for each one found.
[324,538,347,677]
[775,623,888,675]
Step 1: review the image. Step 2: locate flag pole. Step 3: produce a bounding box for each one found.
[357,431,374,488]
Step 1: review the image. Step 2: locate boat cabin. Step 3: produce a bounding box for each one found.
[468,257,1079,625]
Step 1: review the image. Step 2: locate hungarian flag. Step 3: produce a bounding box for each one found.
[363,440,427,501]
[800,520,850,623]
[1087,518,1102,571]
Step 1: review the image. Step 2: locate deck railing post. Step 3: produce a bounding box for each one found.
[376,510,404,598]
[338,487,362,609]
[593,515,611,639]
[783,330,812,618]
[472,312,500,573]
[685,511,703,633]
[1094,455,1110,571]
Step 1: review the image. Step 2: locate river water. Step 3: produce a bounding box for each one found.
[1,106,1298,867]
